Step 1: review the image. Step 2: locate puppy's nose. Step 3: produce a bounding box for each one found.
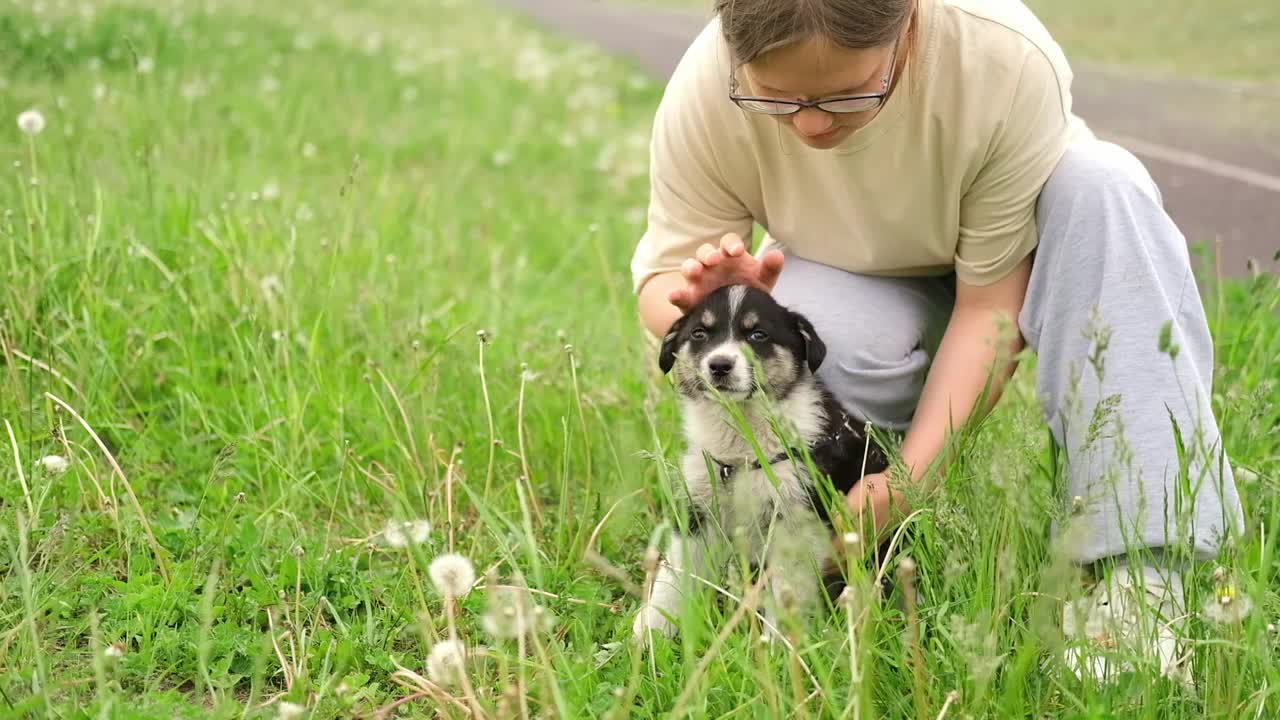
[708,356,735,378]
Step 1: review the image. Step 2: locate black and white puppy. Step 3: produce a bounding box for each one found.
[634,284,891,641]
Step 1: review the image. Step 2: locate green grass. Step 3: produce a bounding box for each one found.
[632,0,1280,84]
[1021,0,1280,84]
[1,1,1278,718]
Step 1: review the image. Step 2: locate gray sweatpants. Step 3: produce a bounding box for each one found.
[771,140,1244,565]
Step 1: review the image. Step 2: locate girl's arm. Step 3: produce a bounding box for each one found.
[844,253,1032,538]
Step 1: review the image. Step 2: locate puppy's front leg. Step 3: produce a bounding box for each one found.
[633,525,714,642]
[761,519,830,644]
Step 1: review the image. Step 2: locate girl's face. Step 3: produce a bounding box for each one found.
[743,35,900,150]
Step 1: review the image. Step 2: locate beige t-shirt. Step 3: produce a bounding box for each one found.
[630,0,1094,295]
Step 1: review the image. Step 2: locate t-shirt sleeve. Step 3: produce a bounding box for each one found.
[629,57,753,295]
[955,49,1071,286]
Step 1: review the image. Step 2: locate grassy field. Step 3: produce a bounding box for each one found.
[645,0,1280,84]
[1,1,1278,718]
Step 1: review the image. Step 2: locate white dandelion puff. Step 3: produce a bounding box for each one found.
[492,150,512,167]
[276,701,306,720]
[259,274,284,298]
[301,142,317,159]
[92,83,107,101]
[1203,582,1253,624]
[180,80,207,101]
[295,204,314,222]
[17,109,46,135]
[37,454,69,475]
[383,519,431,548]
[136,56,155,75]
[481,585,554,640]
[260,75,280,94]
[426,639,467,687]
[428,553,476,598]
[261,181,280,201]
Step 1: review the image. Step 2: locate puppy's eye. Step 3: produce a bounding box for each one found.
[748,330,768,342]
[690,328,708,341]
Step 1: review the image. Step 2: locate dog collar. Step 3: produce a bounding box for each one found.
[706,412,857,482]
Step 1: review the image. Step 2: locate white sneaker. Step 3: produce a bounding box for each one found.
[1061,562,1193,687]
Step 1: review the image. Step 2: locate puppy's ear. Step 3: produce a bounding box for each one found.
[792,311,826,373]
[658,313,690,375]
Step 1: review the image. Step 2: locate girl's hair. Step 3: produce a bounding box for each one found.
[713,0,915,65]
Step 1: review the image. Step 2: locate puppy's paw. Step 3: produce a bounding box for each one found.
[632,604,677,643]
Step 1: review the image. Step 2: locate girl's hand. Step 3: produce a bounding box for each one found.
[668,233,785,312]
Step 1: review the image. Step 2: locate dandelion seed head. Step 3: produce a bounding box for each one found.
[276,701,305,720]
[37,454,69,475]
[383,519,431,548]
[428,553,476,598]
[492,149,512,167]
[92,83,107,101]
[1203,582,1253,624]
[17,109,46,135]
[301,142,317,159]
[481,584,554,640]
[426,639,467,687]
[261,275,285,301]
[262,181,280,201]
[136,56,155,74]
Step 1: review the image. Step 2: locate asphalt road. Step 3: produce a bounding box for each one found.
[498,0,1280,278]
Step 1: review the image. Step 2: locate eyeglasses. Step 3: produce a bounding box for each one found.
[729,38,899,116]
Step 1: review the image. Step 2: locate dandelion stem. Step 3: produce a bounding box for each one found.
[516,364,545,526]
[446,443,462,553]
[444,598,486,718]
[478,334,496,496]
[406,548,441,645]
[566,345,592,505]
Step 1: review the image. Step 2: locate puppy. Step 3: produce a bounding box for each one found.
[633,284,892,642]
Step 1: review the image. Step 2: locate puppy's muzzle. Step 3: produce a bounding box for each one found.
[707,356,735,381]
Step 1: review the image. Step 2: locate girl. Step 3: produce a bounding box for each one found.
[630,0,1243,682]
